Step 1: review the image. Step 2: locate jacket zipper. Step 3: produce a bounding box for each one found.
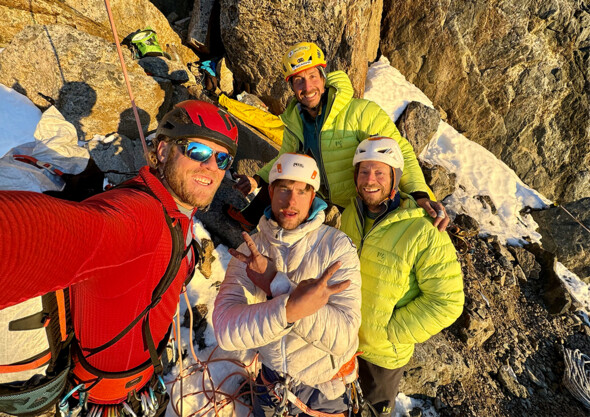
[353,198,401,356]
[355,198,390,255]
[274,226,289,375]
[281,337,288,375]
[316,118,331,202]
[284,103,332,202]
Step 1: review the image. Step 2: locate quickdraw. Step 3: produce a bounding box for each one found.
[346,379,365,415]
[58,379,163,417]
[262,373,349,417]
[59,384,87,417]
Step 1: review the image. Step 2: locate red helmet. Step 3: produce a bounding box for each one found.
[156,100,239,156]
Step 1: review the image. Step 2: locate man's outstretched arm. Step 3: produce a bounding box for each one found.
[0,189,166,309]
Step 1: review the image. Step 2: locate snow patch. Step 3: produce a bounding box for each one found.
[0,84,42,158]
[365,57,551,246]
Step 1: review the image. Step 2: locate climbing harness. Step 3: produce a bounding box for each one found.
[57,378,166,417]
[258,354,362,417]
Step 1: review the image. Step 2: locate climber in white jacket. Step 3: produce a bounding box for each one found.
[213,153,361,417]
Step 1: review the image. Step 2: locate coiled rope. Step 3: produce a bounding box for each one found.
[562,347,590,409]
[167,290,258,416]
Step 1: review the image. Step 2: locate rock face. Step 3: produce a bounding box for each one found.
[400,332,471,397]
[422,162,456,201]
[138,56,190,84]
[0,0,197,64]
[531,198,590,283]
[396,101,441,156]
[87,134,146,185]
[219,0,383,113]
[0,25,168,141]
[381,0,590,203]
[186,0,217,52]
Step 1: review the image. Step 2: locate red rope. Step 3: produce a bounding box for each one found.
[167,289,259,416]
[167,348,259,417]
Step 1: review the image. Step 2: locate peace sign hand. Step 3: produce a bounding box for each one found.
[285,261,350,323]
[228,232,277,295]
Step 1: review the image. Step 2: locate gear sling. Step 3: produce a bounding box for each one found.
[0,184,200,415]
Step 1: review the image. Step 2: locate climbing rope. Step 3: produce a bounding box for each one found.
[103,0,149,162]
[447,224,478,254]
[562,347,590,409]
[166,289,258,417]
[558,205,590,235]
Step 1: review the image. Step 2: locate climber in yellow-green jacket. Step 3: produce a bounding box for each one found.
[225,41,449,232]
[340,137,464,416]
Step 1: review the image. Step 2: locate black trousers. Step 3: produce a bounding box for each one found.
[357,358,406,417]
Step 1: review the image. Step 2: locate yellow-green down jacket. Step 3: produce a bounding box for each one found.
[257,71,430,208]
[340,195,464,369]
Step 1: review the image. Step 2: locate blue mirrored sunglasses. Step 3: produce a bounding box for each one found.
[176,141,233,170]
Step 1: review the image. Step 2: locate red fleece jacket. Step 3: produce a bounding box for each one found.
[0,167,194,372]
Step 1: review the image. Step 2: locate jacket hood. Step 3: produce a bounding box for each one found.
[351,192,430,230]
[279,70,353,132]
[259,198,327,247]
[323,71,354,126]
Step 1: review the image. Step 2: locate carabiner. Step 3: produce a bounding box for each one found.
[271,382,289,417]
[121,402,137,417]
[59,384,86,417]
[156,375,167,394]
[148,387,159,411]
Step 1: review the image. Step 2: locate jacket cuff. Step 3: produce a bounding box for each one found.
[270,272,295,297]
[410,191,430,201]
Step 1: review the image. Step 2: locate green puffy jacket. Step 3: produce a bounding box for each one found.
[258,71,430,208]
[340,194,464,369]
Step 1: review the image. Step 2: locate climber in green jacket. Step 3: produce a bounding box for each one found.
[340,136,464,416]
[226,41,449,232]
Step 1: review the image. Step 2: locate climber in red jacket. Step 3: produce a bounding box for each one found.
[0,100,238,416]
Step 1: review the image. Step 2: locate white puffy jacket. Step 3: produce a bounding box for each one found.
[213,209,361,399]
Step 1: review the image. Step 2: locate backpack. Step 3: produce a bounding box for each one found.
[130,27,171,60]
[0,290,73,415]
[0,182,202,414]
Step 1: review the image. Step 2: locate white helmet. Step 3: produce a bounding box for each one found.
[353,137,404,197]
[352,136,404,170]
[269,153,320,191]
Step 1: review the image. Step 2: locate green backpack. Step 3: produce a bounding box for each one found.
[131,27,171,59]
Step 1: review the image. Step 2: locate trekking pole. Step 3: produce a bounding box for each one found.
[102,0,149,162]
